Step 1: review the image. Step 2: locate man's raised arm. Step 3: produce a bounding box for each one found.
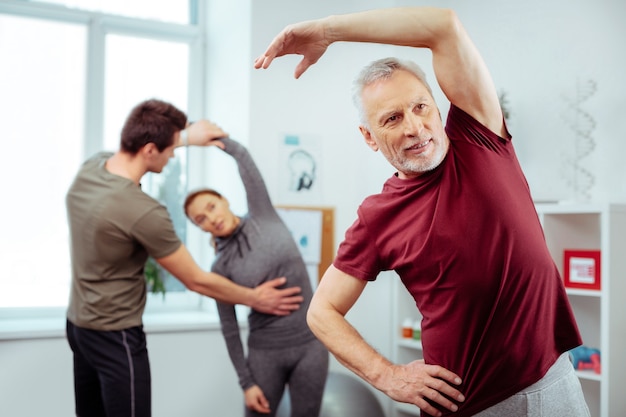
[254,7,504,136]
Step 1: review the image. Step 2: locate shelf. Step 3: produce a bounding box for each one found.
[575,370,602,382]
[398,338,423,350]
[534,202,626,215]
[533,202,603,214]
[566,288,602,297]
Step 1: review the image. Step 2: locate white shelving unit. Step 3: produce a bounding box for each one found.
[535,202,626,417]
[390,203,626,417]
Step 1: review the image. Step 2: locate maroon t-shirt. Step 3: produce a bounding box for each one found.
[334,105,581,416]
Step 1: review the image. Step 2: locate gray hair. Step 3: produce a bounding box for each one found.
[352,57,433,128]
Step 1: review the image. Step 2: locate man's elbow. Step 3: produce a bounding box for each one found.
[184,280,202,294]
[178,272,207,295]
[306,300,324,336]
[442,8,463,39]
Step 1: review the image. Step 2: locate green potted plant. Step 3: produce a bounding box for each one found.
[144,257,166,298]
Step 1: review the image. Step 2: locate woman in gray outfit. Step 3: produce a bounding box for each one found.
[184,137,329,417]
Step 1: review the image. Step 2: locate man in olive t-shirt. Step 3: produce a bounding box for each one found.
[65,99,303,417]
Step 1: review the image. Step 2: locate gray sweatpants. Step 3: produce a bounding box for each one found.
[475,352,590,417]
[246,337,329,417]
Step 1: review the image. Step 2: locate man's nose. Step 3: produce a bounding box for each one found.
[404,114,425,136]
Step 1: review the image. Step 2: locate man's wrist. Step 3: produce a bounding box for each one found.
[180,129,188,147]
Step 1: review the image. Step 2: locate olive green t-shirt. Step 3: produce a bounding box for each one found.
[65,152,181,330]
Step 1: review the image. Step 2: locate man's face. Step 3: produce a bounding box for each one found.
[359,69,449,179]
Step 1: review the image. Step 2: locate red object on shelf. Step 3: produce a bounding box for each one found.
[563,250,601,290]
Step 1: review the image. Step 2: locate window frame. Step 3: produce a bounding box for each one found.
[0,0,218,331]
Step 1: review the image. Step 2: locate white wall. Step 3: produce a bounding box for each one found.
[0,327,244,417]
[248,0,626,208]
[450,0,626,204]
[1,1,624,416]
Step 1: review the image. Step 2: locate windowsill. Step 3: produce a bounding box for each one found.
[0,310,227,341]
[144,310,222,333]
[0,316,67,340]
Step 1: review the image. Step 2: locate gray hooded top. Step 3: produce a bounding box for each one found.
[211,138,316,390]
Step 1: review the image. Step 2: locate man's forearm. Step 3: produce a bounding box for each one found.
[156,245,254,307]
[306,265,391,388]
[323,7,455,50]
[307,302,392,391]
[188,271,255,306]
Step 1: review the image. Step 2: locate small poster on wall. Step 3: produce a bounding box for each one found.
[563,249,601,290]
[277,134,322,205]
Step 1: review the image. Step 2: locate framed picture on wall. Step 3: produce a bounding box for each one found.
[563,250,601,290]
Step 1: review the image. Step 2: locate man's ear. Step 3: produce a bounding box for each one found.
[359,126,378,152]
[141,142,159,156]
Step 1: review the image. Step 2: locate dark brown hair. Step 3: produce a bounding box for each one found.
[120,98,187,154]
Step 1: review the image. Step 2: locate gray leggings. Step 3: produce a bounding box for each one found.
[246,338,329,417]
[475,353,590,417]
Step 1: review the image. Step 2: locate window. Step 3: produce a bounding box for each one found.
[0,1,207,314]
[104,34,191,293]
[31,0,192,24]
[0,14,85,308]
